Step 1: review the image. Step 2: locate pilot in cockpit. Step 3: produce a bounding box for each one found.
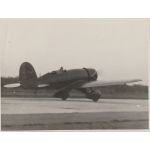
[49,67,66,75]
[58,66,67,73]
[59,67,63,72]
[56,66,64,74]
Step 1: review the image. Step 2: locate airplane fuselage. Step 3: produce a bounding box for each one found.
[19,62,98,89]
[38,68,98,89]
[4,62,141,102]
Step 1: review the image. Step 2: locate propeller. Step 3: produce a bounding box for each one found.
[96,69,103,78]
[97,69,101,76]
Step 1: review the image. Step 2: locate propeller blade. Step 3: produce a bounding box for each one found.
[97,69,102,77]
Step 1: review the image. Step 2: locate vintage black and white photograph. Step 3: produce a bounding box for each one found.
[0,19,149,130]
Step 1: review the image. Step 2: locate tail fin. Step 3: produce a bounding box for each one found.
[19,62,38,88]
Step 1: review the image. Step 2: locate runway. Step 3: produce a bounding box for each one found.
[1,97,149,130]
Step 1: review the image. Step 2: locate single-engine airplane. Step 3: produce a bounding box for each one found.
[4,62,142,102]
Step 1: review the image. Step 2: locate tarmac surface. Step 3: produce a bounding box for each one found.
[1,97,149,130]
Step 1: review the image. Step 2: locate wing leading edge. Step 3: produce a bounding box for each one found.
[81,79,142,88]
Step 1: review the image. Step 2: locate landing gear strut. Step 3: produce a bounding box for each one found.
[92,97,99,102]
[61,94,68,101]
[85,88,101,102]
[54,91,69,101]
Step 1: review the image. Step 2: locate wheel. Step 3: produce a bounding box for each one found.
[85,88,101,102]
[62,97,67,101]
[61,93,69,101]
[92,98,99,102]
[91,92,101,102]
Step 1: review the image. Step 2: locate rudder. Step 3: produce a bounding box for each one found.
[19,62,38,88]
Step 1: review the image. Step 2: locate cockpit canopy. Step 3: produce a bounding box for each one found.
[51,67,67,75]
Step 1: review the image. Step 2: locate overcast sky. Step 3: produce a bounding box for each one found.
[0,19,149,85]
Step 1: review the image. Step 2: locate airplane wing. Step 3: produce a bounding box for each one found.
[81,79,142,88]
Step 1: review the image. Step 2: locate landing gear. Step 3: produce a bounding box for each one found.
[61,95,68,101]
[91,93,100,102]
[84,88,101,102]
[61,92,69,101]
[92,98,99,102]
[54,91,69,101]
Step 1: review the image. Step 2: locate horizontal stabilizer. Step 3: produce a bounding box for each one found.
[4,83,21,88]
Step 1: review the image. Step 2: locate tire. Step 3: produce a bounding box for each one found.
[61,93,69,101]
[92,98,99,102]
[62,97,67,101]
